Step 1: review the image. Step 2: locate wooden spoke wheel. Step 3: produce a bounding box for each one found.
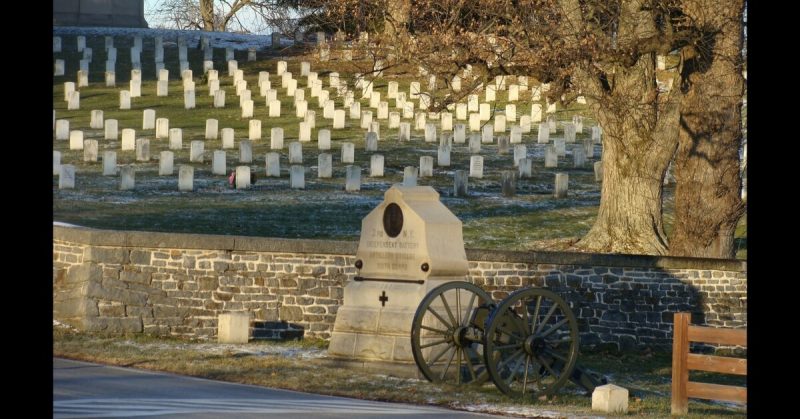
[411,281,494,385]
[483,287,579,398]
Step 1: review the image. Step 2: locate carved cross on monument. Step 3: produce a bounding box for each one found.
[379,291,388,307]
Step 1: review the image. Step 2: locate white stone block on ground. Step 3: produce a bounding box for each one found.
[419,156,434,177]
[169,128,182,150]
[135,138,150,161]
[289,142,303,164]
[592,384,628,414]
[89,110,104,129]
[121,129,135,151]
[468,134,481,153]
[370,154,384,177]
[271,127,284,149]
[470,156,484,178]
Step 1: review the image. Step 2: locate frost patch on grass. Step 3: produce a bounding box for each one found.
[53,319,79,331]
[455,403,605,419]
[114,340,327,359]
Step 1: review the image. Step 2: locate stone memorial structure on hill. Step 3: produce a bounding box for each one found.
[328,185,469,366]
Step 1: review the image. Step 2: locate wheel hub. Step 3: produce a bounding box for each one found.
[524,335,547,356]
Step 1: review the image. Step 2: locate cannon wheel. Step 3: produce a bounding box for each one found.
[411,281,494,385]
[483,287,579,398]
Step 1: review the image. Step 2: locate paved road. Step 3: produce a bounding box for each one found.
[54,358,501,418]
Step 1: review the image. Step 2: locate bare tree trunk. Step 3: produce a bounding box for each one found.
[576,104,678,255]
[669,0,746,258]
[384,0,410,39]
[200,0,215,31]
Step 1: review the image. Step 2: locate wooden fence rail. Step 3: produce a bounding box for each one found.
[671,312,747,415]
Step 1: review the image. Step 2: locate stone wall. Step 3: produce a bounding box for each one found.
[53,224,746,350]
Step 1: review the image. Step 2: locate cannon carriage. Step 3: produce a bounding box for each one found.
[328,185,604,397]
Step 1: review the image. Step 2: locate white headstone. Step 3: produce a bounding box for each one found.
[369,154,384,177]
[83,140,98,162]
[213,90,226,108]
[574,146,586,167]
[55,119,69,140]
[388,112,400,129]
[290,165,305,188]
[399,122,411,141]
[169,128,182,150]
[298,121,311,143]
[142,109,155,130]
[289,142,303,163]
[469,155,484,178]
[360,110,373,129]
[453,170,469,197]
[545,145,558,167]
[135,138,150,161]
[89,110,104,129]
[177,165,193,191]
[501,171,516,196]
[59,165,75,189]
[403,166,418,186]
[154,80,167,97]
[438,144,451,166]
[53,36,61,52]
[564,123,576,143]
[341,142,355,163]
[554,173,569,198]
[54,59,65,76]
[520,115,532,133]
[241,99,254,118]
[513,144,527,167]
[184,90,196,109]
[584,139,594,158]
[365,132,378,151]
[268,127,284,150]
[67,91,80,110]
[518,158,532,178]
[481,125,494,144]
[121,129,136,151]
[318,153,332,178]
[537,123,550,143]
[350,102,361,120]
[509,125,522,144]
[190,140,204,162]
[103,119,119,141]
[105,71,115,87]
[119,166,135,190]
[156,151,173,176]
[468,133,482,153]
[419,156,434,177]
[508,85,519,102]
[156,118,169,139]
[235,166,251,189]
[424,123,437,143]
[266,152,280,177]
[238,140,253,163]
[485,85,496,101]
[494,115,507,133]
[53,151,62,175]
[69,130,84,150]
[554,139,566,157]
[345,165,361,191]
[103,151,117,176]
[129,80,141,98]
[592,126,602,143]
[468,113,481,132]
[269,100,281,117]
[594,161,603,182]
